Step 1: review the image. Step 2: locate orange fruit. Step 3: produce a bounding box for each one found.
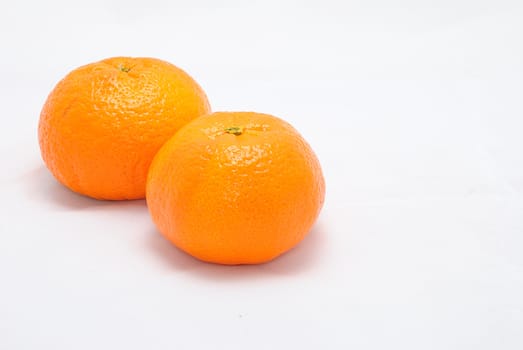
[146,112,325,265]
[38,57,211,200]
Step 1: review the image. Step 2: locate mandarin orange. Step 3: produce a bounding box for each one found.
[146,112,325,264]
[39,57,210,200]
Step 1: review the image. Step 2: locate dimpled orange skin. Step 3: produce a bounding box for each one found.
[38,57,211,200]
[146,112,325,265]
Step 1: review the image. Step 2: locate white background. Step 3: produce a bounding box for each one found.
[1,0,523,349]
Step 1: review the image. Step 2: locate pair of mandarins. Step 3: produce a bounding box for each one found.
[39,57,325,265]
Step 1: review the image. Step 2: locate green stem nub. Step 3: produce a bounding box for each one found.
[225,126,243,136]
[119,65,131,73]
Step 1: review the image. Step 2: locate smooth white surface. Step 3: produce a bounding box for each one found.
[1,1,523,349]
